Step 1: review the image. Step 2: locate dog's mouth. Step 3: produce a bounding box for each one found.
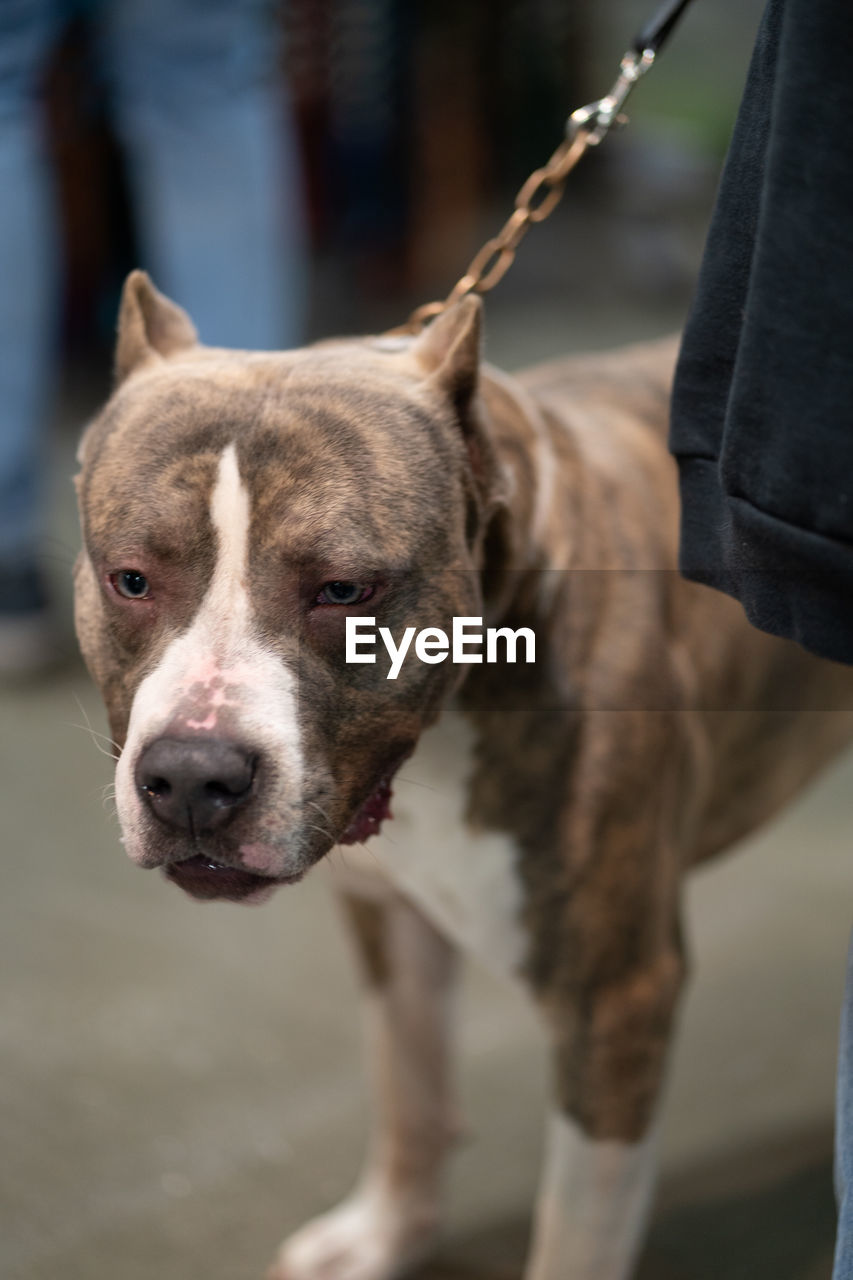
[161,764,402,901]
[339,773,395,845]
[164,856,302,903]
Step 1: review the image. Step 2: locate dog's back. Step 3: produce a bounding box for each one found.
[511,335,853,863]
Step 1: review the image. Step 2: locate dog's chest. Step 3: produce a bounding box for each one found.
[340,709,528,979]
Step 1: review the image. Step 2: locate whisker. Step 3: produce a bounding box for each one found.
[67,723,120,761]
[323,847,346,874]
[302,800,339,844]
[395,773,441,794]
[304,799,388,867]
[303,821,335,844]
[36,538,77,571]
[95,780,119,819]
[352,837,387,868]
[304,798,334,823]
[75,704,122,754]
[67,693,122,761]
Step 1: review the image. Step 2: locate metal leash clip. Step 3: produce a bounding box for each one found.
[390,0,698,334]
[567,47,657,147]
[568,0,697,144]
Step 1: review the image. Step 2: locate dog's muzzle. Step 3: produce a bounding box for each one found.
[133,735,293,902]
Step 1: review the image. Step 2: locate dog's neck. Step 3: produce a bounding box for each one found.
[476,365,581,631]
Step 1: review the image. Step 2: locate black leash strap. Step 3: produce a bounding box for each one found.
[634,0,697,56]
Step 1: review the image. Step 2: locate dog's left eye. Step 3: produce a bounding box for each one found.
[112,570,151,600]
[316,581,373,606]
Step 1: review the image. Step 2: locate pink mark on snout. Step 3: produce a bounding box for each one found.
[240,843,279,874]
[181,673,244,732]
[183,656,265,693]
[185,655,222,687]
[185,709,218,731]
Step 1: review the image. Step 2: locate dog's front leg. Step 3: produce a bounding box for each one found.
[269,876,459,1280]
[524,948,684,1280]
[525,1110,659,1280]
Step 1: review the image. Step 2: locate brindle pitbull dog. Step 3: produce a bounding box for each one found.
[75,270,853,1280]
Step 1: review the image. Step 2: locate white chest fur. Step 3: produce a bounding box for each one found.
[332,709,528,979]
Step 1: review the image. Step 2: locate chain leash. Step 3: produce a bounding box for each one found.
[391,0,696,336]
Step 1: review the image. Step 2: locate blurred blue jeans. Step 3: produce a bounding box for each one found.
[834,931,853,1280]
[0,0,304,564]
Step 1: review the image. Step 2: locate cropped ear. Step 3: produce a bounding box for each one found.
[412,296,507,531]
[411,296,482,417]
[114,270,198,384]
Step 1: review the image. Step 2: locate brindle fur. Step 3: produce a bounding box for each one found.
[75,273,853,1276]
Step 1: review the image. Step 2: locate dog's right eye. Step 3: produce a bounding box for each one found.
[316,581,374,606]
[112,570,151,600]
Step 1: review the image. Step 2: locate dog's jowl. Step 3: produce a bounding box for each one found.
[75,270,853,1280]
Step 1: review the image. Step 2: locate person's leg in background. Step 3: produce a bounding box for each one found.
[834,932,853,1280]
[0,0,64,672]
[98,0,305,351]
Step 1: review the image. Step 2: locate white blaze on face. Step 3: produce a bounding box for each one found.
[115,442,304,870]
[207,439,251,628]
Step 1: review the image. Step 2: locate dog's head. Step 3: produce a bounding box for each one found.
[74,272,503,902]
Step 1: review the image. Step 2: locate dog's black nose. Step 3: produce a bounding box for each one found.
[135,737,255,833]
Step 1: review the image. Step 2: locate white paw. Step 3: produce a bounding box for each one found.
[267,1187,439,1280]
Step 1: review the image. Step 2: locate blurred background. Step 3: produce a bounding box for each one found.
[35,0,758,360]
[3,1,852,1278]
